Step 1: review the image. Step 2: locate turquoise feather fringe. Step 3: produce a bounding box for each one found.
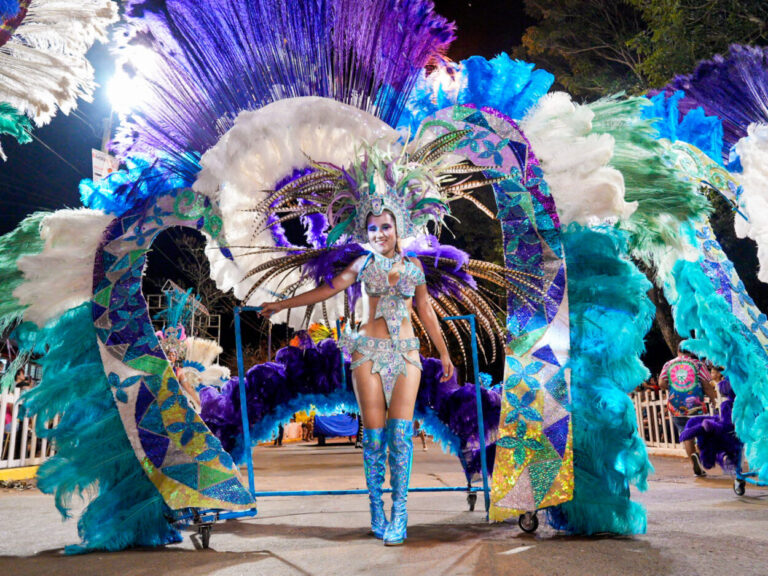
[671,260,768,481]
[398,53,554,133]
[230,389,462,463]
[549,226,654,535]
[16,305,180,553]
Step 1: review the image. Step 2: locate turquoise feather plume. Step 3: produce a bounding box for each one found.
[398,53,554,132]
[549,225,654,535]
[16,304,180,553]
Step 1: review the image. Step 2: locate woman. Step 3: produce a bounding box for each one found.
[260,209,454,546]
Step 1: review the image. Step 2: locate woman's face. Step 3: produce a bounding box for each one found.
[367,212,397,256]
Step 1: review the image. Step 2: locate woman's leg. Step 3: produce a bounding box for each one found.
[383,361,421,546]
[353,362,389,538]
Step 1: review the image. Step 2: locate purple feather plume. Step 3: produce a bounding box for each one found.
[656,45,768,159]
[406,235,477,298]
[679,377,741,472]
[112,0,455,176]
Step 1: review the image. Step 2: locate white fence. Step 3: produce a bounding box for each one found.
[1,388,57,469]
[630,388,719,454]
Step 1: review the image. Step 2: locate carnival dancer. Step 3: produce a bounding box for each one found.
[261,183,455,546]
[659,343,716,476]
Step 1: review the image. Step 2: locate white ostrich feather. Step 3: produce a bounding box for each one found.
[184,337,223,369]
[195,97,398,329]
[15,208,113,326]
[734,123,768,283]
[0,0,117,125]
[521,92,637,226]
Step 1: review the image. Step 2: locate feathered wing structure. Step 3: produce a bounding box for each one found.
[0,0,117,131]
[112,0,454,178]
[672,260,768,482]
[658,46,768,282]
[547,226,653,535]
[0,209,185,551]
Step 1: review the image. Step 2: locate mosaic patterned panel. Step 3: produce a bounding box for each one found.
[93,189,254,511]
[419,106,573,518]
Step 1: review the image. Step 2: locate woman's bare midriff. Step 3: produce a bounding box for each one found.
[351,293,420,367]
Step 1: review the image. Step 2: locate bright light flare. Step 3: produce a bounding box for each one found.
[107,46,157,114]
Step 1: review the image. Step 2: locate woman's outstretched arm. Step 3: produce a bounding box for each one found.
[411,259,455,382]
[259,256,364,317]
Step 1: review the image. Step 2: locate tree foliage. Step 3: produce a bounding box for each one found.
[515,0,768,97]
[514,0,647,97]
[628,0,768,86]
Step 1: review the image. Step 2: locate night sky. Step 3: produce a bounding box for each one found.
[0,1,531,235]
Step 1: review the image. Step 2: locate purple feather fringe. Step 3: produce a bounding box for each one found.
[679,378,742,472]
[200,337,501,479]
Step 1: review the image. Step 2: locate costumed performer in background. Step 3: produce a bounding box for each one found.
[261,175,454,547]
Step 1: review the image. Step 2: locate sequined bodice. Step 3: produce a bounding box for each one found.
[358,252,425,339]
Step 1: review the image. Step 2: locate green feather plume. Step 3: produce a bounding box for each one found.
[0,102,33,160]
[588,96,711,265]
[0,213,46,355]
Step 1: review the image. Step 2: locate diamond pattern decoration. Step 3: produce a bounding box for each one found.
[92,190,253,511]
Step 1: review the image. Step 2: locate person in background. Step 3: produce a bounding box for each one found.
[14,369,32,390]
[659,343,716,476]
[414,420,427,451]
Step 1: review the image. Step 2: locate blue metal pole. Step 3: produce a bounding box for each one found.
[443,314,491,517]
[234,306,256,496]
[336,319,347,390]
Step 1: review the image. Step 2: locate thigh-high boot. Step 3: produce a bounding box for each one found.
[362,427,388,538]
[384,419,413,546]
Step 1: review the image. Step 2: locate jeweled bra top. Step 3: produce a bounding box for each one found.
[358,251,425,339]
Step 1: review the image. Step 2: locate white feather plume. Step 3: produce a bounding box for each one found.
[521,92,637,225]
[734,123,768,283]
[0,0,118,125]
[15,208,113,326]
[183,336,223,369]
[195,97,398,329]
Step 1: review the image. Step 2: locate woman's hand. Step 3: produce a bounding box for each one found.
[259,301,284,318]
[439,354,454,382]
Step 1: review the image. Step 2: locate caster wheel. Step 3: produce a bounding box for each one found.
[467,492,477,511]
[518,512,539,534]
[200,524,212,549]
[734,479,746,496]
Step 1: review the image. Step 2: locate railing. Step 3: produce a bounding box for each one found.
[1,388,57,469]
[629,388,720,453]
